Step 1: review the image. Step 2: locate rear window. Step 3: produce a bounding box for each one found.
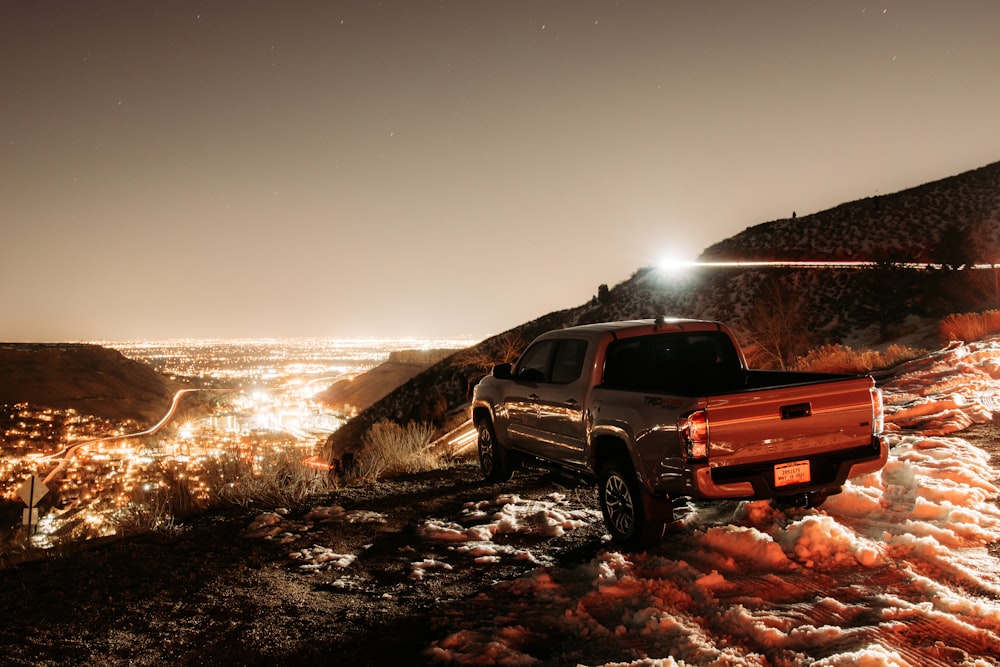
[602,331,740,393]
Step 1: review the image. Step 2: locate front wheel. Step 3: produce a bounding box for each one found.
[477,420,513,483]
[598,458,665,550]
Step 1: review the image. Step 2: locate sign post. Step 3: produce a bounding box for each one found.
[17,474,49,532]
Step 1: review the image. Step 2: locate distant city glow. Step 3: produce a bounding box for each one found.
[2,338,474,547]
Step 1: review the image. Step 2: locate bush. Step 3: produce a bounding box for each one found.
[107,498,177,535]
[938,310,1000,342]
[357,420,439,480]
[794,344,924,374]
[213,447,336,508]
[0,445,338,566]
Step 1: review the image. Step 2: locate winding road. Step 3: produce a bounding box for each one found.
[40,389,200,484]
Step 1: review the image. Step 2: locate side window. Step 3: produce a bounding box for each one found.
[550,339,588,384]
[515,340,555,382]
[603,339,651,390]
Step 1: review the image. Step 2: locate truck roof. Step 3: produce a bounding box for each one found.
[555,318,726,336]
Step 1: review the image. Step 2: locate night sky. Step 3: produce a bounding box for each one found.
[4,1,1000,341]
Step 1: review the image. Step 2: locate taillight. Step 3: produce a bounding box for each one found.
[871,387,885,435]
[680,409,709,460]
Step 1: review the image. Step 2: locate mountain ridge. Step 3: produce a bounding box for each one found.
[0,343,181,425]
[702,160,1000,262]
[323,159,1000,460]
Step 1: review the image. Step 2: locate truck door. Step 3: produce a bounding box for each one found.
[504,338,590,464]
[503,339,557,452]
[530,338,590,466]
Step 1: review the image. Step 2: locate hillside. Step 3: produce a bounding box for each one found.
[702,160,1000,263]
[314,349,456,413]
[0,343,182,425]
[324,160,1000,460]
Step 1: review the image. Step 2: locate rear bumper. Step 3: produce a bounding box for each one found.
[684,435,888,500]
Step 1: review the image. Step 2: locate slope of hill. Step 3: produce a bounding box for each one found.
[702,160,1000,263]
[324,159,1000,460]
[314,349,457,413]
[0,343,182,424]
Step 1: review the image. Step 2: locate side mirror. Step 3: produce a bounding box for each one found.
[491,362,513,379]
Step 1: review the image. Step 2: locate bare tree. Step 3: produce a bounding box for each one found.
[960,222,1000,310]
[963,265,1000,311]
[740,276,812,370]
[457,331,526,372]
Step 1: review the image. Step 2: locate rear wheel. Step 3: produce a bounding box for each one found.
[477,420,513,483]
[598,458,665,550]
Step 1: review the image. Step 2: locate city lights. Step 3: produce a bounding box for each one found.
[2,337,474,546]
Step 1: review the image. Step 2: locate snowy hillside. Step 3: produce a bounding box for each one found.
[413,337,1000,664]
[290,337,1000,664]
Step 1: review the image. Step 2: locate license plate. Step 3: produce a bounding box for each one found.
[774,460,810,487]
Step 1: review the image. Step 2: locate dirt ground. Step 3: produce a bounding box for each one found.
[4,420,1000,667]
[0,463,608,666]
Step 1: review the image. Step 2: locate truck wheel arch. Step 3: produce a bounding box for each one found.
[591,434,633,479]
[472,406,493,429]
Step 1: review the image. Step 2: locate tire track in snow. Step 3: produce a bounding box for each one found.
[713,565,1000,664]
[978,389,1000,413]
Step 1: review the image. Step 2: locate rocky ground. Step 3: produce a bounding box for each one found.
[0,462,608,666]
[5,419,1000,667]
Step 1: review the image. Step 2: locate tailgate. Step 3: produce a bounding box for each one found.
[705,375,877,468]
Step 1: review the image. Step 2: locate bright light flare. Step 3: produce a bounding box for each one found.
[656,255,700,274]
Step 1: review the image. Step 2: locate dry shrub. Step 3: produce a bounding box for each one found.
[214,447,335,508]
[795,344,924,374]
[938,310,1000,342]
[104,448,334,526]
[107,498,177,535]
[357,420,438,480]
[158,461,209,520]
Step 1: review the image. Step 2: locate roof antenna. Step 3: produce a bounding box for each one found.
[654,315,665,325]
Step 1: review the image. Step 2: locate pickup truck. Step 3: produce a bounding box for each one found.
[471,318,887,548]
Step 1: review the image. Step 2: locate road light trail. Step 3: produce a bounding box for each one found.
[41,389,199,484]
[663,260,1000,270]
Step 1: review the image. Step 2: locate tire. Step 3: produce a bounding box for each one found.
[477,420,513,483]
[598,458,665,550]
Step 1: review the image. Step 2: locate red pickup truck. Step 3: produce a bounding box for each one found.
[471,318,887,548]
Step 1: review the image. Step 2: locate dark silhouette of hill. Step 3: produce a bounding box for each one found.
[0,343,182,425]
[324,160,1000,462]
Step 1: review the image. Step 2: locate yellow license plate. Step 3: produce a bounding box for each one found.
[774,460,810,487]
